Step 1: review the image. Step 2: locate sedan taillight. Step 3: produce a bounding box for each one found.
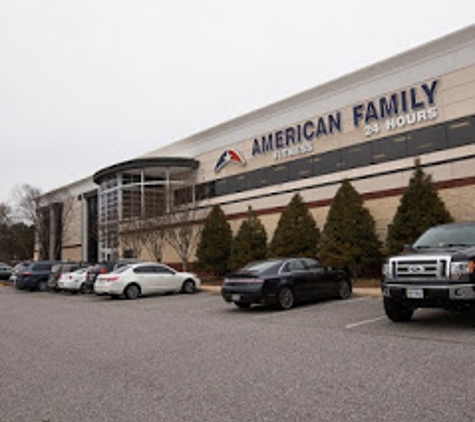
[224,277,264,283]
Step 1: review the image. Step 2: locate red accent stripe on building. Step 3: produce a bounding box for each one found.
[225,176,475,221]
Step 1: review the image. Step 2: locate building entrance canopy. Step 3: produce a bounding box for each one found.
[93,157,199,261]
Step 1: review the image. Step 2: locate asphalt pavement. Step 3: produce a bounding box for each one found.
[0,284,474,422]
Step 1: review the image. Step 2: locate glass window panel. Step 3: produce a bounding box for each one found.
[371,134,408,164]
[447,116,475,148]
[288,157,313,181]
[313,150,342,175]
[227,174,247,194]
[407,124,446,156]
[215,179,228,196]
[247,168,270,190]
[268,164,289,184]
[341,143,372,170]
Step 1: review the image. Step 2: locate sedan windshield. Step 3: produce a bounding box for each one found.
[413,224,475,249]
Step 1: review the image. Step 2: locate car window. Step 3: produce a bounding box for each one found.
[133,265,158,274]
[74,268,87,274]
[154,265,175,275]
[302,258,323,271]
[281,260,306,273]
[34,263,53,271]
[241,260,282,275]
[51,264,62,273]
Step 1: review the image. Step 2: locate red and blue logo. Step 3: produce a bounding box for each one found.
[214,149,246,173]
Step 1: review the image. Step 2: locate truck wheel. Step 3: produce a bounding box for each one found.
[384,297,414,322]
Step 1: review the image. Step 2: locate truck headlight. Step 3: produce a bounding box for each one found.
[450,261,474,280]
[382,262,391,278]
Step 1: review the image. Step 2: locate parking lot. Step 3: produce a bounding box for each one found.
[1,285,474,422]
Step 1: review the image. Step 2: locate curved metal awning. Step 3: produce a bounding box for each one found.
[93,157,199,184]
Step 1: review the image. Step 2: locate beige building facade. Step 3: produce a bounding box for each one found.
[39,25,475,265]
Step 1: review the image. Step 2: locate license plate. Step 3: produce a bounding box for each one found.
[406,288,424,299]
[231,294,242,302]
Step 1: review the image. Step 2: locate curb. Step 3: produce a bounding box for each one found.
[352,287,382,298]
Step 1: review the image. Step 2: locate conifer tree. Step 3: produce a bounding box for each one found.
[230,207,267,270]
[196,205,232,276]
[270,193,319,257]
[386,159,453,255]
[319,179,381,277]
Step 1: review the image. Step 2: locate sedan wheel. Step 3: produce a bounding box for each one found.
[125,284,140,300]
[182,279,196,294]
[277,286,295,310]
[337,280,352,300]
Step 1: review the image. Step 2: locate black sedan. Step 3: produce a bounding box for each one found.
[221,258,352,310]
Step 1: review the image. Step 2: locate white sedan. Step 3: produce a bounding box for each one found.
[94,262,201,299]
[58,268,88,293]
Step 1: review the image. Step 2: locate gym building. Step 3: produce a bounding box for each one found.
[37,25,475,266]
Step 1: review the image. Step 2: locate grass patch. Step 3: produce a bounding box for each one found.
[353,278,380,288]
[201,277,224,286]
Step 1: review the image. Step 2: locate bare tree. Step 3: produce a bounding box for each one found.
[0,202,11,225]
[12,185,78,260]
[164,203,203,271]
[12,184,48,258]
[119,218,145,259]
[141,218,167,262]
[0,202,11,261]
[0,201,34,261]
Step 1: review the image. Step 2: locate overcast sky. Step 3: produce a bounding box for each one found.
[1,0,474,203]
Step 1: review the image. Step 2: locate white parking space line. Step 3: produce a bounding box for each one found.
[290,296,372,313]
[327,296,371,305]
[251,297,374,320]
[345,316,387,329]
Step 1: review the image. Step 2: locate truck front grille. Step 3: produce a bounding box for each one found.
[391,257,449,280]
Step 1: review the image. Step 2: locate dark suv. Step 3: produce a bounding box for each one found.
[15,261,60,291]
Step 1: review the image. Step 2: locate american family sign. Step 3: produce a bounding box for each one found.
[251,79,439,161]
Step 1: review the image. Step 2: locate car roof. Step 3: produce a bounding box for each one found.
[128,262,166,267]
[431,222,475,229]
